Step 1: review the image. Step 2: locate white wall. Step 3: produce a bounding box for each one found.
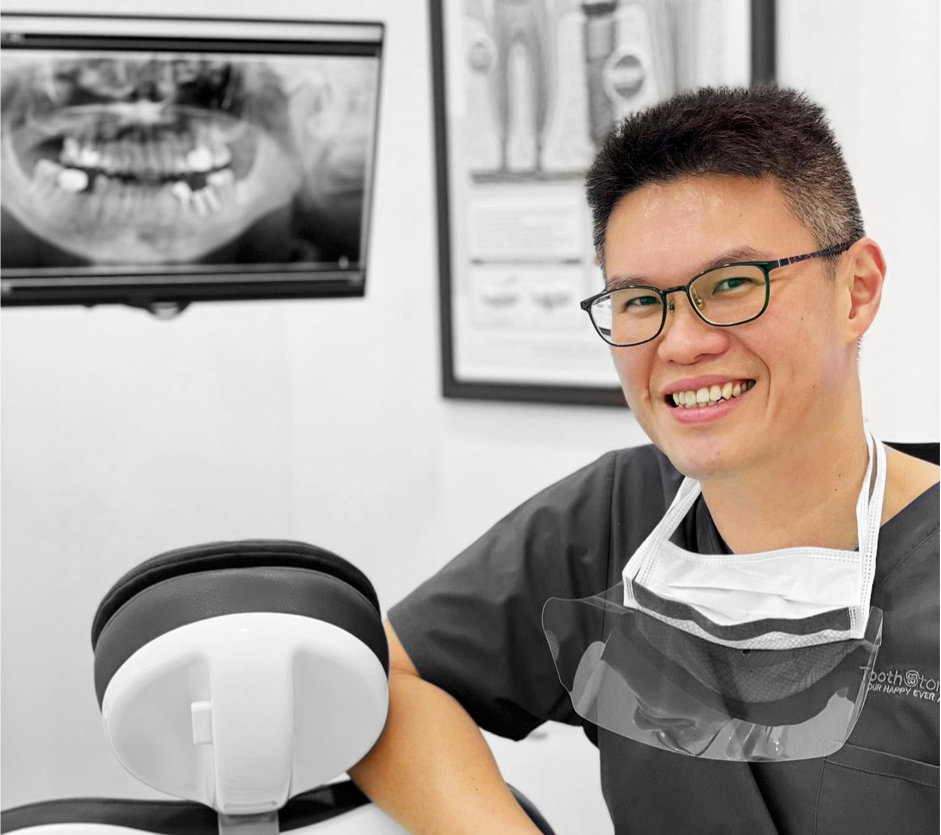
[2,1,937,833]
[777,0,940,435]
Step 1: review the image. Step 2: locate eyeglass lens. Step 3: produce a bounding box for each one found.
[591,264,768,345]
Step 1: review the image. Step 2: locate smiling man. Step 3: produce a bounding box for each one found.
[351,87,939,834]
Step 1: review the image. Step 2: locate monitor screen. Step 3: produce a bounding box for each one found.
[0,14,383,312]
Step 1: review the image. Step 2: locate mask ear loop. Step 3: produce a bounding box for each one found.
[623,477,702,604]
[854,434,886,635]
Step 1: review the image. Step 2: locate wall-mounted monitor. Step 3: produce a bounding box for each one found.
[0,14,383,312]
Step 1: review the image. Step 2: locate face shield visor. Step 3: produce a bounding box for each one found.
[543,586,882,761]
[543,435,886,763]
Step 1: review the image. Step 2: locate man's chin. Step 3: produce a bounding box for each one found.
[658,441,740,482]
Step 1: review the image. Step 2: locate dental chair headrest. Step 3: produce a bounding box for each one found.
[89,540,390,816]
[92,540,387,706]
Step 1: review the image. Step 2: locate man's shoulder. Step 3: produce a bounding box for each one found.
[520,443,682,518]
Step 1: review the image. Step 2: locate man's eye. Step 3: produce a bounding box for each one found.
[624,294,660,309]
[713,276,758,293]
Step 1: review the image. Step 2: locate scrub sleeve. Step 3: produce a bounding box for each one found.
[388,446,683,738]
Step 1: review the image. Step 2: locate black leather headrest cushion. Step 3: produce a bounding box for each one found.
[91,540,387,708]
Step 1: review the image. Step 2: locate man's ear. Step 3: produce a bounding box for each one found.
[841,238,886,341]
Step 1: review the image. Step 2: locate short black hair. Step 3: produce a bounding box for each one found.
[585,86,865,273]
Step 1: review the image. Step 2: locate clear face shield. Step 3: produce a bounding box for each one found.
[543,586,882,761]
[544,435,886,762]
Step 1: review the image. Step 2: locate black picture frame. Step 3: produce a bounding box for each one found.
[432,0,776,406]
[0,13,384,314]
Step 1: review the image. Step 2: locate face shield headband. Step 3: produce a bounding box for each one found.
[542,434,886,762]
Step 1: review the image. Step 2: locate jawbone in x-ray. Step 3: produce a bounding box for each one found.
[1,52,378,268]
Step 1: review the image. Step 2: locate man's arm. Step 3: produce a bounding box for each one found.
[349,620,543,834]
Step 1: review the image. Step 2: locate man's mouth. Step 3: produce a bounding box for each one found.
[666,380,756,409]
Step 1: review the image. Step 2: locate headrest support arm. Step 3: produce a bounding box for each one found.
[218,810,279,835]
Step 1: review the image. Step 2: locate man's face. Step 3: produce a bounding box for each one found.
[603,175,856,481]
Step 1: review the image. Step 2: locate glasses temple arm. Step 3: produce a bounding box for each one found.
[772,241,855,269]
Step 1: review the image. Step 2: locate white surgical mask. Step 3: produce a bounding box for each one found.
[622,433,886,650]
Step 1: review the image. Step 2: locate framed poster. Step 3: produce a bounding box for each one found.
[432,0,776,405]
[0,14,383,313]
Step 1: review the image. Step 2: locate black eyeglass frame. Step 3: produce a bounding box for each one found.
[580,240,857,347]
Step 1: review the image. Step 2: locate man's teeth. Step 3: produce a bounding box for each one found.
[671,380,754,408]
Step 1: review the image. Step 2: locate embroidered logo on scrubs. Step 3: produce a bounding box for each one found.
[868,668,939,701]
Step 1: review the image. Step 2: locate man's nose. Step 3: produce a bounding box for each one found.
[656,293,729,364]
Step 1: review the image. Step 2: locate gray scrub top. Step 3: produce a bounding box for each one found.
[389,445,940,835]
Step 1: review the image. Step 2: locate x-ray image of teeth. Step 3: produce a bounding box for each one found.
[1,52,378,267]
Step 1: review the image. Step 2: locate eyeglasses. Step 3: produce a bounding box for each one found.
[581,241,855,347]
